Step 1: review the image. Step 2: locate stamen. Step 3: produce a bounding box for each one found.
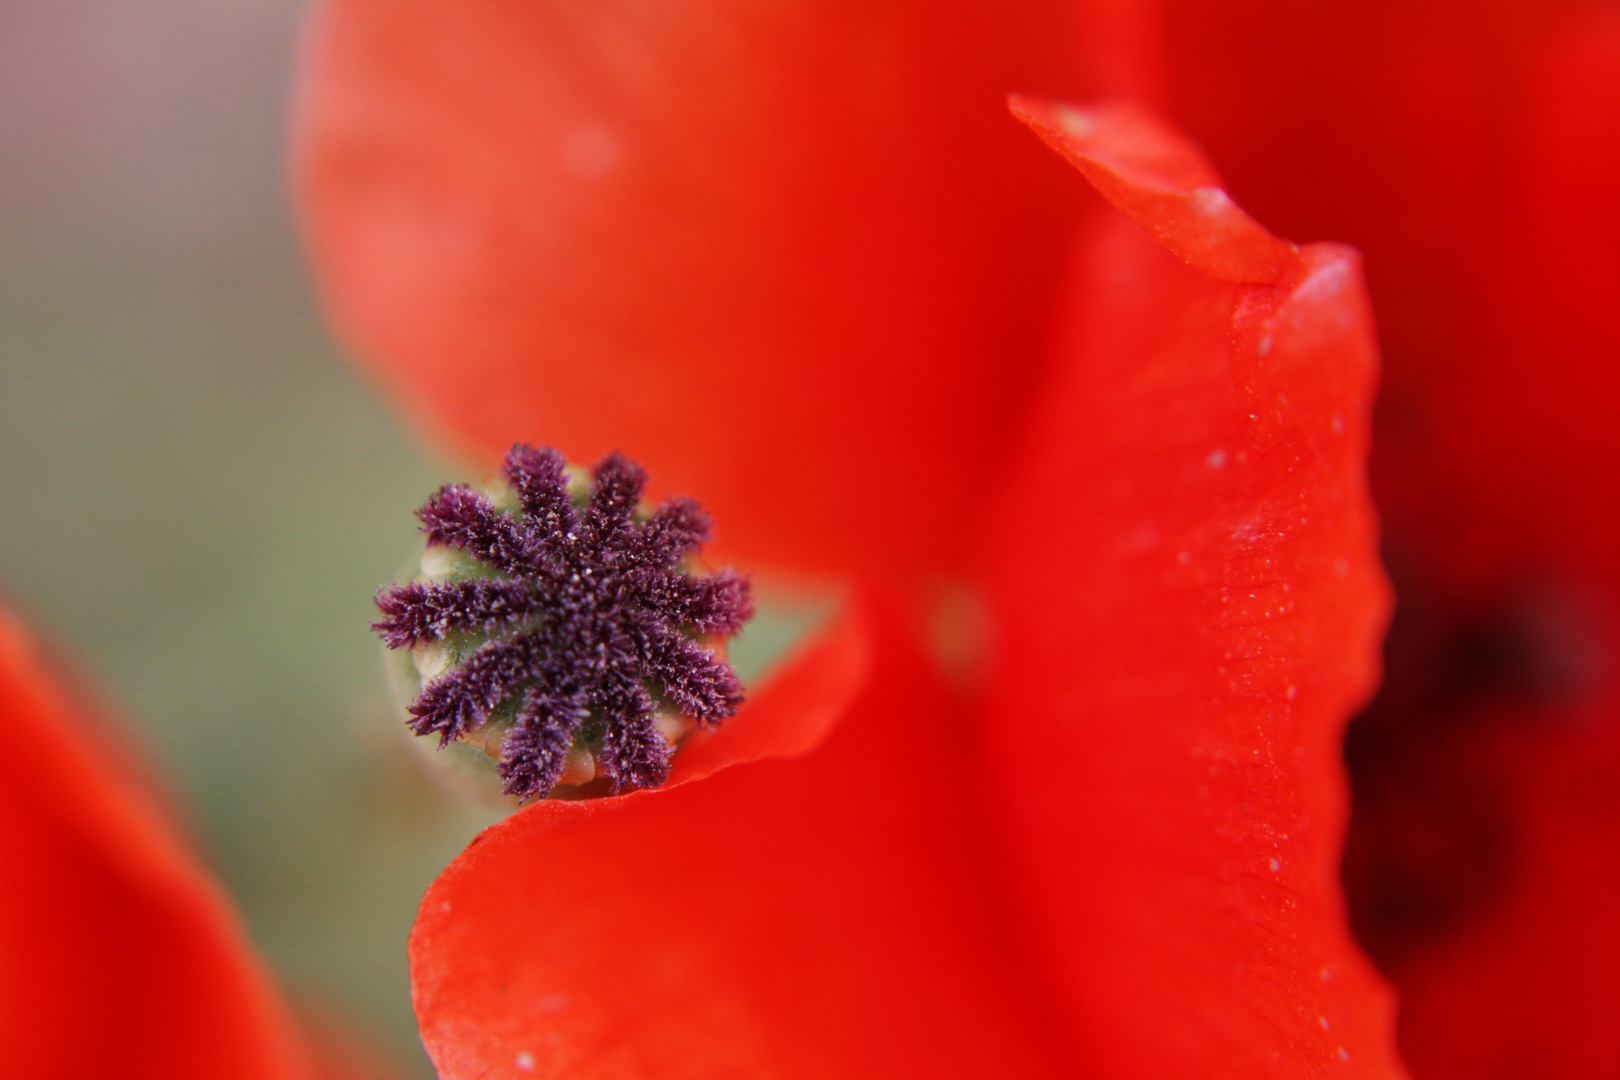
[372,445,753,800]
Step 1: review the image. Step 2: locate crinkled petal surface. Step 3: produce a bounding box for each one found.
[0,608,315,1080]
[410,597,1073,1080]
[296,0,1088,579]
[981,102,1404,1079]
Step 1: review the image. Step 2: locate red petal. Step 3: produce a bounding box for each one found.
[1141,0,1536,374]
[1346,14,1620,1077]
[0,608,315,1080]
[668,598,870,787]
[1136,0,1607,546]
[1075,6,1620,1073]
[295,0,1087,579]
[1389,720,1620,1080]
[1449,7,1620,583]
[1009,97,1302,284]
[410,598,1072,1080]
[982,104,1403,1077]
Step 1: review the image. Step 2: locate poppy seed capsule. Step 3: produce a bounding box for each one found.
[372,444,753,801]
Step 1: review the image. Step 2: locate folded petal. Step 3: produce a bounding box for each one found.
[982,103,1403,1078]
[1008,97,1302,284]
[0,608,315,1080]
[296,0,1087,579]
[411,597,1072,1080]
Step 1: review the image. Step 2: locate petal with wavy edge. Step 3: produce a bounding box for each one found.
[410,598,1071,1080]
[982,103,1404,1079]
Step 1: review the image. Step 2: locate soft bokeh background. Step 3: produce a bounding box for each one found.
[0,3,485,1073]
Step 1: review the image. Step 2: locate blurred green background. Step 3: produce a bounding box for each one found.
[0,2,489,1074]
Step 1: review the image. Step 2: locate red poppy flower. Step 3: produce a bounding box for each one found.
[0,606,320,1079]
[294,2,1409,1078]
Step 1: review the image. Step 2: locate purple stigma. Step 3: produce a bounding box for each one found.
[371,445,753,800]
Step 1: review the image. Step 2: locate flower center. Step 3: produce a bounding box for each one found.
[372,444,752,800]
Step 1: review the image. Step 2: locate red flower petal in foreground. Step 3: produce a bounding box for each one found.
[980,101,1402,1078]
[0,607,316,1080]
[409,600,1074,1080]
